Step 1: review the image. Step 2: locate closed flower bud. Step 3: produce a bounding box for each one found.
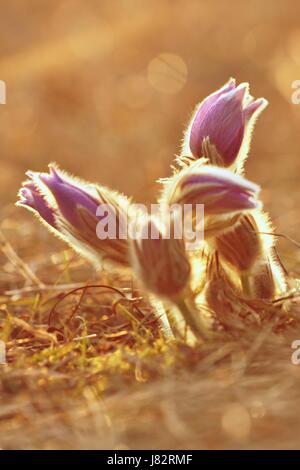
[182,78,268,170]
[17,164,130,267]
[163,164,261,240]
[214,211,287,299]
[214,214,261,273]
[130,216,191,299]
[204,252,242,317]
[131,216,211,340]
[166,165,261,214]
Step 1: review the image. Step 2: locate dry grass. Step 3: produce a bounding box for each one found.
[1,218,300,450]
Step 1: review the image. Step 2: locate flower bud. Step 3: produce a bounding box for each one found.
[204,252,242,317]
[214,211,287,299]
[17,164,130,267]
[130,216,191,298]
[163,164,261,240]
[167,165,261,213]
[214,214,261,273]
[182,78,268,170]
[131,216,212,340]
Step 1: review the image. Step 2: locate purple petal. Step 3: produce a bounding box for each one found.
[172,166,261,215]
[192,78,236,122]
[190,85,246,165]
[17,183,57,227]
[244,98,268,121]
[39,172,99,230]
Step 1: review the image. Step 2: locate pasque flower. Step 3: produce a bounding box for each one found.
[130,216,210,340]
[164,163,261,221]
[182,78,268,169]
[16,76,288,338]
[174,79,286,300]
[17,164,130,267]
[130,216,190,298]
[214,211,287,298]
[214,213,261,273]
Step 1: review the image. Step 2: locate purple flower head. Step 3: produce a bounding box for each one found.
[16,164,130,267]
[188,79,268,168]
[37,165,99,231]
[192,77,236,121]
[167,165,261,216]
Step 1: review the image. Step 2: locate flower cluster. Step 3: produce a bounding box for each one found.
[182,78,286,300]
[17,78,287,340]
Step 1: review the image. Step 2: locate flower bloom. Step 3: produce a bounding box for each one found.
[17,164,130,267]
[184,78,268,169]
[165,164,261,217]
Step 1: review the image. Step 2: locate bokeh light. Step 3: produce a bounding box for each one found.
[147,53,187,94]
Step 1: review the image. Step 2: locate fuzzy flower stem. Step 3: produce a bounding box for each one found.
[241,273,252,298]
[174,292,211,341]
[148,295,174,340]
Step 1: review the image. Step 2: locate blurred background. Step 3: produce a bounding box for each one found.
[1,0,300,272]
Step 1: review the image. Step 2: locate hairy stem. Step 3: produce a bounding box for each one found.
[175,293,211,341]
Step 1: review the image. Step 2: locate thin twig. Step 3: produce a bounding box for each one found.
[48,284,128,326]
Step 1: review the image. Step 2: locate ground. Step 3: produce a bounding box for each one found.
[0,216,300,449]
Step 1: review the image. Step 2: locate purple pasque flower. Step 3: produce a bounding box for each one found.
[187,78,268,168]
[16,164,130,266]
[130,217,211,340]
[166,164,261,216]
